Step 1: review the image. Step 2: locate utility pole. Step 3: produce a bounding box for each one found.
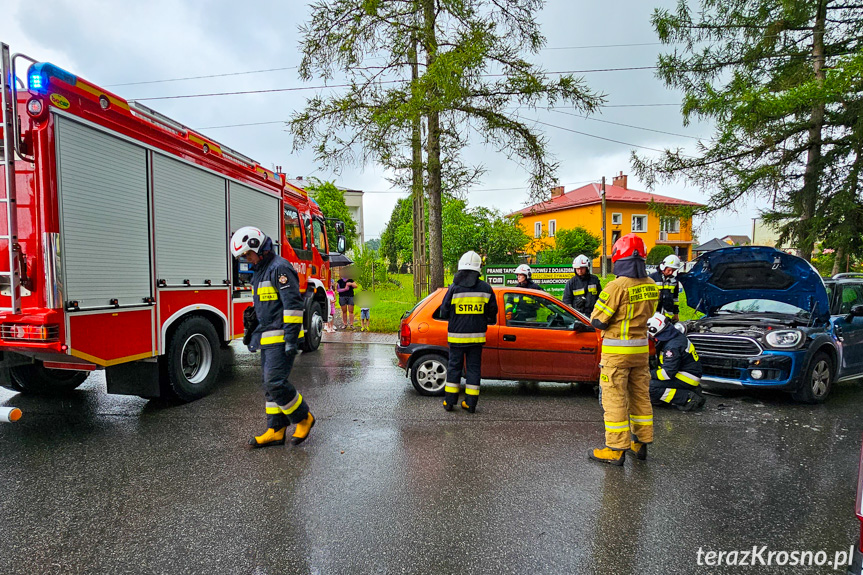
[409,37,427,300]
[600,176,607,278]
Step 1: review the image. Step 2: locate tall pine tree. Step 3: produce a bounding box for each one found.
[634,0,863,261]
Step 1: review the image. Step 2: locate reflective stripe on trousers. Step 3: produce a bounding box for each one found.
[260,329,285,345]
[602,338,649,355]
[283,309,303,324]
[448,332,486,344]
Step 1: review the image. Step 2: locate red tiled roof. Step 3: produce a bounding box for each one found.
[510,182,703,217]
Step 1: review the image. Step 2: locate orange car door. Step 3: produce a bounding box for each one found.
[498,292,599,381]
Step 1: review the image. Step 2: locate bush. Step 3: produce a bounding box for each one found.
[647,245,675,265]
[352,244,388,289]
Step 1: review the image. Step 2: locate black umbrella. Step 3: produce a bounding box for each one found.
[328,252,353,268]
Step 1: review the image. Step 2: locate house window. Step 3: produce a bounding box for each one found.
[660,217,680,233]
[612,213,622,226]
[534,221,542,238]
[548,220,556,238]
[632,214,647,233]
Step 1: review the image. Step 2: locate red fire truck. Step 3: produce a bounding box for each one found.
[0,44,345,401]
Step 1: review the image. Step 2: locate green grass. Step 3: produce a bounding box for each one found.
[358,273,699,333]
[356,274,428,333]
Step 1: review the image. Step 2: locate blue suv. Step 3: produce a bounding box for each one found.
[679,246,863,403]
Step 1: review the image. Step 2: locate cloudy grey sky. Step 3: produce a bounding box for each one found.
[2,0,759,244]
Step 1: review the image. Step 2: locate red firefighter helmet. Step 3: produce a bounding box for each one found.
[611,233,647,263]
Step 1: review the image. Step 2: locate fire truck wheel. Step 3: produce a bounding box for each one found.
[8,361,89,394]
[165,316,222,402]
[301,301,324,353]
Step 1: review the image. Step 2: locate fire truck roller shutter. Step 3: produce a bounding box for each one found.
[228,183,280,248]
[152,154,227,286]
[55,116,151,308]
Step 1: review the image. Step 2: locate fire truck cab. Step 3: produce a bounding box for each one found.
[0,44,345,401]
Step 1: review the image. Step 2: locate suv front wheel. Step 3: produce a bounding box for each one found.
[792,351,833,403]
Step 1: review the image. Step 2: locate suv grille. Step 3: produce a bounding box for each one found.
[688,334,762,357]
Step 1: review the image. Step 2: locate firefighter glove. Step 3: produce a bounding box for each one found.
[285,341,299,357]
[242,306,258,346]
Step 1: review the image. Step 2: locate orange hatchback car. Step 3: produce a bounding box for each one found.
[396,286,603,395]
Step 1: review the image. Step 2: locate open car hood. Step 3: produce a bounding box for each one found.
[679,246,830,322]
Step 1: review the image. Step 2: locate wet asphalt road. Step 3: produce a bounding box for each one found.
[1,342,862,575]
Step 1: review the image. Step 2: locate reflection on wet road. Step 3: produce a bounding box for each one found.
[1,342,860,574]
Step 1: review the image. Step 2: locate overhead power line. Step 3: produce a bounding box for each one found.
[514,113,668,153]
[359,179,601,194]
[542,42,663,51]
[133,66,657,101]
[550,109,703,140]
[107,41,666,88]
[105,66,300,87]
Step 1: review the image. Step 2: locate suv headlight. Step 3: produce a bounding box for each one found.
[765,330,803,348]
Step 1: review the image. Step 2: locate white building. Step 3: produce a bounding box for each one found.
[286,177,364,245]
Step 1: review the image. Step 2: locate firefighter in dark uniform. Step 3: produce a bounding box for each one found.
[589,234,658,466]
[231,226,316,448]
[563,254,602,316]
[507,263,543,322]
[648,254,682,321]
[440,251,498,413]
[647,313,705,411]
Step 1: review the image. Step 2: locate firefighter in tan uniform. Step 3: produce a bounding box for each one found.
[589,233,658,465]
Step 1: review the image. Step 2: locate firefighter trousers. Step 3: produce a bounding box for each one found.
[599,352,653,449]
[649,378,703,407]
[260,346,310,430]
[445,344,483,409]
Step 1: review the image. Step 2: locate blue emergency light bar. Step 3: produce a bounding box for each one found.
[27,62,78,93]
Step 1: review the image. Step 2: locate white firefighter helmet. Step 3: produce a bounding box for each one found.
[659,254,683,272]
[458,251,483,272]
[230,226,267,259]
[647,312,670,338]
[515,264,532,279]
[572,254,591,271]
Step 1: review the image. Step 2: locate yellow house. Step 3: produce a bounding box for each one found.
[511,173,702,267]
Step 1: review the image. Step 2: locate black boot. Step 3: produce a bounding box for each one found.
[678,392,706,412]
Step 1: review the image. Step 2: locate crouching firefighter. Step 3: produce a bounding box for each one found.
[589,233,658,465]
[647,313,705,411]
[231,226,316,448]
[440,251,498,413]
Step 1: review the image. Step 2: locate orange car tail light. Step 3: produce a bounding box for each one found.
[400,321,411,347]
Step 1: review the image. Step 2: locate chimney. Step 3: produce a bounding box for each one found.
[612,171,627,189]
[551,185,565,198]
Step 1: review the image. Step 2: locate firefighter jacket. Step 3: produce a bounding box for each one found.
[654,329,702,387]
[648,271,680,318]
[563,273,601,316]
[517,279,544,291]
[440,272,498,347]
[590,276,658,355]
[248,252,304,352]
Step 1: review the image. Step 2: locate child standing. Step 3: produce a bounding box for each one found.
[325,282,336,333]
[359,292,371,332]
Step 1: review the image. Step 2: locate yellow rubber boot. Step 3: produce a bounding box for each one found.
[588,447,625,466]
[248,427,286,449]
[291,413,316,445]
[630,441,647,461]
